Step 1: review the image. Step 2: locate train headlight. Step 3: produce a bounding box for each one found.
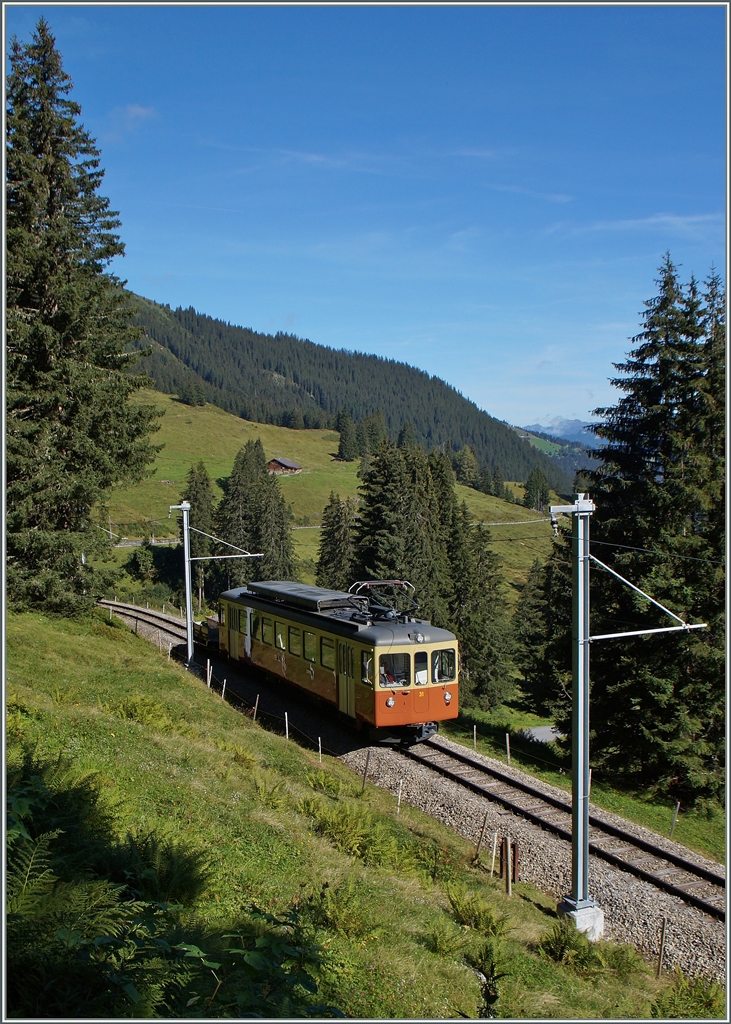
[415,633,425,643]
[385,696,396,708]
[444,691,452,704]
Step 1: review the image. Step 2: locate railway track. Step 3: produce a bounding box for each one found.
[97,602,725,924]
[402,737,725,923]
[98,599,188,644]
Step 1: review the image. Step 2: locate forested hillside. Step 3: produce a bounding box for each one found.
[128,293,571,492]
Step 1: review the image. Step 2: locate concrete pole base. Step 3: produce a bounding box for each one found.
[557,899,605,942]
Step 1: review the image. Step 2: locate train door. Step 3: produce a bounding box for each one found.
[337,642,356,717]
[228,606,240,660]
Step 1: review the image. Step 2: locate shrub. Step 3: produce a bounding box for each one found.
[254,773,288,810]
[302,877,385,939]
[446,883,507,937]
[538,917,603,973]
[427,918,471,958]
[108,694,173,731]
[650,967,725,1019]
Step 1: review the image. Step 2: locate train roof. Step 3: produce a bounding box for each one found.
[219,581,457,645]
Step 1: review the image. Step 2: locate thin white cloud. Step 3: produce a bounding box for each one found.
[104,104,157,141]
[575,212,723,236]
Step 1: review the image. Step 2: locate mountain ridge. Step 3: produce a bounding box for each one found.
[128,291,572,493]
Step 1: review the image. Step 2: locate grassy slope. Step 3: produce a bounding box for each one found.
[7,610,679,1019]
[109,391,555,593]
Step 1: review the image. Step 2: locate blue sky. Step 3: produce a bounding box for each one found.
[5,4,727,426]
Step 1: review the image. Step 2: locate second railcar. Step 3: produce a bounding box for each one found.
[218,580,459,741]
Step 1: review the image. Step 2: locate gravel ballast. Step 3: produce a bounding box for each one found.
[341,739,726,984]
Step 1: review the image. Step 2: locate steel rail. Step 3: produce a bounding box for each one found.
[97,599,188,642]
[401,739,725,922]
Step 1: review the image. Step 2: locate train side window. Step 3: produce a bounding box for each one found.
[252,614,261,641]
[321,637,335,670]
[288,626,302,657]
[432,649,456,682]
[220,605,226,626]
[379,653,410,687]
[414,651,428,685]
[261,618,273,645]
[275,622,286,650]
[361,651,374,686]
[303,631,316,662]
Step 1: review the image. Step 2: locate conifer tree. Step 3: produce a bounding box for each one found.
[448,506,515,708]
[523,468,550,510]
[492,467,505,499]
[455,445,479,487]
[6,19,161,612]
[213,439,267,588]
[512,559,550,710]
[538,256,725,802]
[400,445,451,625]
[316,492,357,591]
[352,441,407,580]
[255,474,297,581]
[397,420,417,449]
[182,462,215,609]
[336,410,359,461]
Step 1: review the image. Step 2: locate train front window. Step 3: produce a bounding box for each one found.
[261,618,273,645]
[275,622,286,650]
[414,651,428,685]
[433,649,456,683]
[252,614,261,641]
[303,631,316,662]
[288,626,302,657]
[379,653,410,687]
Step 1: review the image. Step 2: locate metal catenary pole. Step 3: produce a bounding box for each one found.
[550,493,597,922]
[550,492,707,940]
[169,501,195,665]
[170,502,263,666]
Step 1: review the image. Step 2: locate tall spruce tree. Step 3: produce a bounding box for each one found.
[448,506,515,708]
[455,445,479,487]
[316,492,357,591]
[537,257,725,803]
[352,441,407,580]
[336,410,359,461]
[182,462,215,609]
[523,468,550,510]
[213,439,267,589]
[255,474,297,581]
[6,19,161,612]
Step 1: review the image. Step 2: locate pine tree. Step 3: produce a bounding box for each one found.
[539,256,725,803]
[523,468,550,510]
[400,445,452,625]
[352,441,407,580]
[254,474,297,581]
[336,410,359,461]
[448,506,515,708]
[512,559,550,711]
[6,19,161,612]
[492,467,505,499]
[397,420,417,449]
[316,492,357,591]
[182,462,215,609]
[213,439,267,589]
[455,445,479,487]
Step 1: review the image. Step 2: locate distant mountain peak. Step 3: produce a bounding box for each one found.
[522,417,601,448]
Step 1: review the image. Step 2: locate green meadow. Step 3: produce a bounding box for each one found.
[9,609,722,1019]
[108,391,555,594]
